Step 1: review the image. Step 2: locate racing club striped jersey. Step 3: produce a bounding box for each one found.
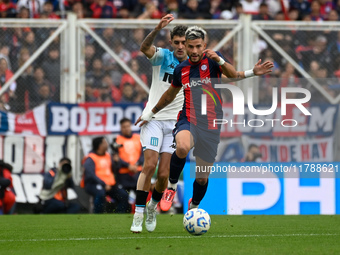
[142,47,185,121]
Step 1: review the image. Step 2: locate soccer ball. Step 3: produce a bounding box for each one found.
[183,208,211,235]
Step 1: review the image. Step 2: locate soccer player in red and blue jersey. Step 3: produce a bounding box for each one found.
[136,26,273,211]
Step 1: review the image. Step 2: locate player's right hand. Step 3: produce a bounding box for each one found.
[155,14,174,30]
[135,111,154,127]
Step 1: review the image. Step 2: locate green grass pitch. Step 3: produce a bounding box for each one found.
[0,214,339,255]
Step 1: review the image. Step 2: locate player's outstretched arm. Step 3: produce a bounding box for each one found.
[135,85,181,127]
[203,49,273,81]
[140,14,175,58]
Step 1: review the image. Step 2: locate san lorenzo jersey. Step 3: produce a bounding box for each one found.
[172,51,226,129]
[142,47,185,121]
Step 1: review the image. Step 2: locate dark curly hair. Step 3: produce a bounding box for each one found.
[170,25,188,40]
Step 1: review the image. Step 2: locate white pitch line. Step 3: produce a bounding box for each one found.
[0,233,338,242]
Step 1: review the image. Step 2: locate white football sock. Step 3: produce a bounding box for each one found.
[148,199,158,209]
[135,206,145,214]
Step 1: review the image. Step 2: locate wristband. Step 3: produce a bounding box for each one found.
[244,69,255,78]
[141,111,154,121]
[217,57,225,66]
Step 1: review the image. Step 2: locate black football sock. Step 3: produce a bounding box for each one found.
[192,179,209,205]
[169,151,186,185]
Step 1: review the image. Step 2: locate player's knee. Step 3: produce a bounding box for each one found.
[176,143,190,158]
[195,178,208,186]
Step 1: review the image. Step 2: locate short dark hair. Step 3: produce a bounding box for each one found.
[120,117,131,125]
[92,136,105,151]
[170,25,188,40]
[59,157,71,165]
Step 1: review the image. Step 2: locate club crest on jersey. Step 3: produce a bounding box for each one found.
[201,65,207,71]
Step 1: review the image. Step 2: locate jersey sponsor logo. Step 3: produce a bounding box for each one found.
[150,137,159,147]
[182,77,211,89]
[182,71,189,76]
[162,72,173,83]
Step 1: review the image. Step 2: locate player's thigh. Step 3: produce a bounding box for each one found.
[159,120,176,154]
[140,120,164,154]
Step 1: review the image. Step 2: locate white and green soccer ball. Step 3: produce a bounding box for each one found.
[183,208,211,235]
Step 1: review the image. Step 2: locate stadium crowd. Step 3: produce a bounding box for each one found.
[0,0,339,112]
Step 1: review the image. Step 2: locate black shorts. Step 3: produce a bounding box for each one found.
[173,115,220,163]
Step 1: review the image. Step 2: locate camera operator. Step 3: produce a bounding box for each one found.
[0,160,16,215]
[114,118,143,192]
[83,136,129,213]
[40,157,80,214]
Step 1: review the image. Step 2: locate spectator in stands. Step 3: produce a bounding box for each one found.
[319,0,334,20]
[72,2,85,19]
[130,0,151,18]
[0,45,11,71]
[85,82,97,102]
[300,35,332,73]
[290,0,310,17]
[134,84,148,103]
[101,38,131,73]
[102,74,121,102]
[288,7,300,20]
[114,118,143,192]
[86,58,105,89]
[11,64,34,112]
[127,28,146,58]
[120,82,135,103]
[85,44,96,73]
[327,9,338,20]
[83,136,129,213]
[40,157,80,214]
[120,58,147,92]
[90,0,117,18]
[42,1,60,19]
[165,0,179,18]
[310,0,323,21]
[179,0,211,19]
[0,0,17,18]
[16,0,44,18]
[30,82,53,108]
[42,47,60,100]
[17,6,30,18]
[22,31,37,55]
[0,58,16,104]
[137,1,162,19]
[0,160,15,215]
[232,2,244,19]
[253,3,273,20]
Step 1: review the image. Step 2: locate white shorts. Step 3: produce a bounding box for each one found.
[140,120,176,154]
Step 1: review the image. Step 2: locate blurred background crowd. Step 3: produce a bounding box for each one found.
[0,0,339,113]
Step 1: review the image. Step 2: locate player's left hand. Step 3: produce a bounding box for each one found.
[253,59,274,76]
